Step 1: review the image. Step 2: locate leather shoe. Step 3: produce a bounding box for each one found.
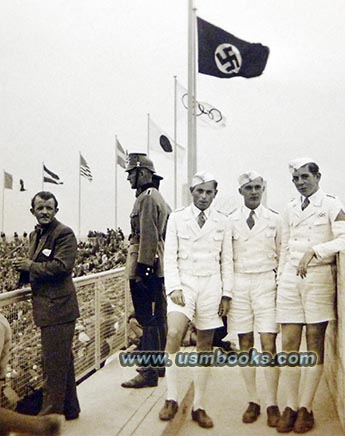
[191,409,214,428]
[267,405,280,427]
[121,373,158,388]
[159,400,178,421]
[65,412,80,421]
[136,367,165,377]
[277,407,298,433]
[242,402,260,423]
[293,407,314,433]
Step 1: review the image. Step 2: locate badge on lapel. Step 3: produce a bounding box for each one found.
[42,248,52,257]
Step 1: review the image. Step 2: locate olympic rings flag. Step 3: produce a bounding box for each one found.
[176,80,226,129]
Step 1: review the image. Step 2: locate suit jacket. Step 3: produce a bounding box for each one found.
[126,185,170,279]
[230,205,281,273]
[23,219,80,327]
[278,189,345,272]
[164,204,233,297]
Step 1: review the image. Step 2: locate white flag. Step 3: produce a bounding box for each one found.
[148,117,185,162]
[176,80,226,129]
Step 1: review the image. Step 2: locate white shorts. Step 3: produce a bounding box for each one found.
[276,262,336,324]
[228,271,279,334]
[167,272,223,330]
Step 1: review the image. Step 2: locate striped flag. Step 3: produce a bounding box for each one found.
[43,164,63,185]
[116,139,127,169]
[4,172,13,189]
[80,154,93,181]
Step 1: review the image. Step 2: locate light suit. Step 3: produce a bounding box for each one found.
[229,205,281,333]
[164,204,232,330]
[277,189,345,323]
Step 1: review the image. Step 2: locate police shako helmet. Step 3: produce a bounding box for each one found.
[125,153,156,173]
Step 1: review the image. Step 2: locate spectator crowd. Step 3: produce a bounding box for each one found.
[0,228,128,293]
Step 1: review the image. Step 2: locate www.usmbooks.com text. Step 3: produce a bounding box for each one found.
[119,348,317,368]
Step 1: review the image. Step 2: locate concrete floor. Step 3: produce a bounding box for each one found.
[61,349,344,436]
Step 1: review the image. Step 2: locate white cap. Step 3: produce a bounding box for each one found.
[288,157,317,174]
[190,171,217,189]
[238,170,263,188]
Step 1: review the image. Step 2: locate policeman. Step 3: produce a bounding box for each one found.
[121,153,170,389]
[228,171,281,428]
[276,158,345,433]
[159,172,232,429]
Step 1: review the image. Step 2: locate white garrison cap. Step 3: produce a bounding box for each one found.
[238,170,263,188]
[190,171,217,189]
[288,157,316,174]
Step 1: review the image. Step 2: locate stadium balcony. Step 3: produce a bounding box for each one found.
[0,259,344,435]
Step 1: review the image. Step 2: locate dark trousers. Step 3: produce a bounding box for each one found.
[40,321,80,416]
[130,277,167,379]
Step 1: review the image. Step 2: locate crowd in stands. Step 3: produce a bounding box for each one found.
[0,228,128,405]
[74,228,127,277]
[0,228,128,293]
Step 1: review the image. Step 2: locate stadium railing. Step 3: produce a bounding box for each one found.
[325,253,345,429]
[0,267,129,405]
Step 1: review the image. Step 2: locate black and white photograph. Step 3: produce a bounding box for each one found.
[1,0,345,435]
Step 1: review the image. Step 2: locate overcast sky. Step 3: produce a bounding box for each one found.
[1,0,345,236]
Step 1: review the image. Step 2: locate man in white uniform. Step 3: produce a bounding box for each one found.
[158,172,232,429]
[276,158,345,433]
[229,171,281,428]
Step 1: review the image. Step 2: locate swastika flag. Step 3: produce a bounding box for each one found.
[197,17,269,79]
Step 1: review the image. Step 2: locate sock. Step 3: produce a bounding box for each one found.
[282,366,300,411]
[193,366,210,411]
[299,364,323,412]
[240,366,260,405]
[165,353,178,401]
[264,366,280,406]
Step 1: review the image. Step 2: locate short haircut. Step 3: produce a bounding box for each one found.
[305,162,320,175]
[31,191,58,209]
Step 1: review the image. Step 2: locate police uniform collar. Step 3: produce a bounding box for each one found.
[191,203,212,220]
[139,182,155,193]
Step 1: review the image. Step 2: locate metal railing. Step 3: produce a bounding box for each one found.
[325,254,345,430]
[0,267,128,404]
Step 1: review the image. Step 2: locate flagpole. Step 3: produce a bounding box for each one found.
[42,162,44,190]
[173,75,178,209]
[147,113,150,156]
[114,135,118,229]
[78,152,81,239]
[1,172,5,233]
[188,0,197,186]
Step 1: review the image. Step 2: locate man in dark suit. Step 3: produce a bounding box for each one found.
[121,153,170,389]
[14,191,80,420]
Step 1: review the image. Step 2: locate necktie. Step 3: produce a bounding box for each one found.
[301,197,310,211]
[246,210,255,229]
[198,211,206,228]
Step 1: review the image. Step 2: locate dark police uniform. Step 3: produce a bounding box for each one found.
[123,154,170,386]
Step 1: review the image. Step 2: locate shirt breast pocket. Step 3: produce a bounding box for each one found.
[313,217,329,226]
